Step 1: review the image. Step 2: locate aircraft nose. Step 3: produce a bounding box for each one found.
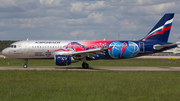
[2,48,9,56]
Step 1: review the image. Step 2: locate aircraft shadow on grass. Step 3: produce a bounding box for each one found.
[54,67,106,71]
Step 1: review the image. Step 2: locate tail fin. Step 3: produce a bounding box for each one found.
[142,13,174,42]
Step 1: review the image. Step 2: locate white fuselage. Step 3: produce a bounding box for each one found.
[2,40,108,59]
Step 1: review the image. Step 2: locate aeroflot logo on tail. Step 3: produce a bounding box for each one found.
[35,41,61,44]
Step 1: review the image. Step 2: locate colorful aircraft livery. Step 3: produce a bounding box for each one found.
[1,13,177,69]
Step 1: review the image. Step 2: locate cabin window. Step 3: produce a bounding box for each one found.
[10,45,16,48]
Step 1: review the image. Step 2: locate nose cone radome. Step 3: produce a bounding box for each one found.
[2,48,9,56]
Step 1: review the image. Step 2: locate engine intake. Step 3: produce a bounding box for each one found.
[55,55,71,66]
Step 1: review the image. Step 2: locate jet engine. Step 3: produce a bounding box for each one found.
[55,55,71,66]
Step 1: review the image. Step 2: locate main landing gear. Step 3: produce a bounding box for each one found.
[81,57,89,69]
[82,62,89,69]
[23,59,28,68]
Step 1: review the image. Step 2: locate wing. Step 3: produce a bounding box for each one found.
[53,48,106,60]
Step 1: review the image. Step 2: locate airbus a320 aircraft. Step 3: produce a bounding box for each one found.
[2,13,177,69]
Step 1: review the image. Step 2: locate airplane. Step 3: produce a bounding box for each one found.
[1,13,177,69]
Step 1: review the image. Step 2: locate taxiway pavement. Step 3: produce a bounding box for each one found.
[0,66,180,71]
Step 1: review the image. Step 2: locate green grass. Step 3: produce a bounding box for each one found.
[0,58,180,67]
[1,58,180,100]
[0,71,180,101]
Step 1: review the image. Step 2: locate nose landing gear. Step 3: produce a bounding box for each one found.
[23,59,28,68]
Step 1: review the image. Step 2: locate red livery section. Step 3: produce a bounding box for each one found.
[54,41,114,52]
[120,42,128,57]
[108,46,113,51]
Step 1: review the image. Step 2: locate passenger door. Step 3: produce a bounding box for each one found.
[139,42,144,53]
[22,41,28,52]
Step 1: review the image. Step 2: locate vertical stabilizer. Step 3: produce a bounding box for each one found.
[142,13,174,42]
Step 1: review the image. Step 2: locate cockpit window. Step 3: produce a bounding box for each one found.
[10,45,17,48]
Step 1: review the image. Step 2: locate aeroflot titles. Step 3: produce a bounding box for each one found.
[35,41,61,44]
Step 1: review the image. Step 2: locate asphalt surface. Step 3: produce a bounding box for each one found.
[0,66,180,71]
[1,55,180,71]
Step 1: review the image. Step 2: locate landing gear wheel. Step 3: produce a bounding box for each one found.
[23,59,28,68]
[23,64,28,68]
[82,63,89,69]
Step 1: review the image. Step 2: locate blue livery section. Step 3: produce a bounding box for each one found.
[55,55,71,66]
[108,42,139,58]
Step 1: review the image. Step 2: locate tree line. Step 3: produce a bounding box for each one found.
[0,40,17,52]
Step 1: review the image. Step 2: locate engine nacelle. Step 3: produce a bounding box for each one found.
[55,55,71,66]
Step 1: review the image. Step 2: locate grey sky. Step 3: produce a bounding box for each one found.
[0,0,180,42]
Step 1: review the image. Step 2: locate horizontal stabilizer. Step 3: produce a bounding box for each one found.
[153,43,177,50]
